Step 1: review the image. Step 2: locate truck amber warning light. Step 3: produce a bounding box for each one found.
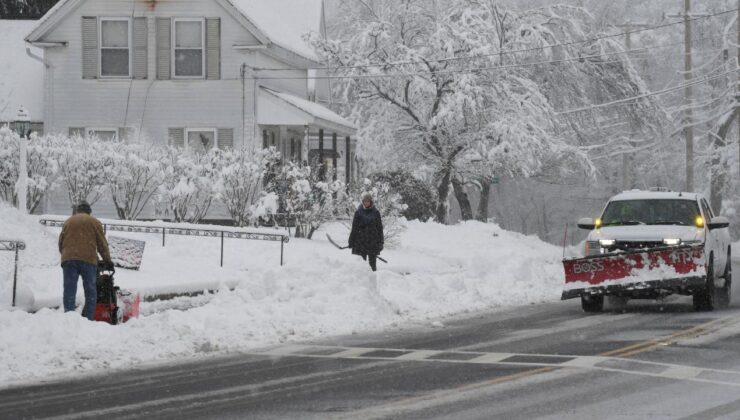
[695,216,704,228]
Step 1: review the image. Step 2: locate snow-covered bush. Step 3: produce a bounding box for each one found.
[344,177,407,248]
[370,170,435,222]
[156,148,219,223]
[106,141,167,220]
[268,162,344,239]
[216,147,278,227]
[0,128,64,213]
[53,134,112,207]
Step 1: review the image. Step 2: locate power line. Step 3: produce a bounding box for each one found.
[555,67,739,115]
[255,8,737,72]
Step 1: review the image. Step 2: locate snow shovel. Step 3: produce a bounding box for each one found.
[326,234,388,263]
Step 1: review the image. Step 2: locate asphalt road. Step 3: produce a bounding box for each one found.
[3,261,740,420]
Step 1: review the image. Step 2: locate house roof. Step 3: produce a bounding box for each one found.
[0,20,44,122]
[227,0,323,62]
[258,87,355,135]
[27,0,324,63]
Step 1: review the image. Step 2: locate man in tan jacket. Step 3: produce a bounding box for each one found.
[58,201,112,320]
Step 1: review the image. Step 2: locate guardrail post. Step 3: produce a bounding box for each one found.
[281,240,284,266]
[12,246,19,307]
[220,231,224,267]
[162,228,166,247]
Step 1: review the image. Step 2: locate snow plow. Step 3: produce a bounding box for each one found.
[562,189,731,312]
[93,261,140,324]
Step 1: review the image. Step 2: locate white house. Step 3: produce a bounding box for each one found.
[25,0,357,216]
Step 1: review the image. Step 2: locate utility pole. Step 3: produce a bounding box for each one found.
[615,21,650,191]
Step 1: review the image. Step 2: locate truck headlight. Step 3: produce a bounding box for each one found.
[599,239,615,247]
[663,238,681,246]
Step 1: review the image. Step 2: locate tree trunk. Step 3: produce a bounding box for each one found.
[452,177,473,221]
[709,107,739,214]
[476,178,491,222]
[434,166,452,224]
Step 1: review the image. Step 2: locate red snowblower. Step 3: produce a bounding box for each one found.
[93,261,140,324]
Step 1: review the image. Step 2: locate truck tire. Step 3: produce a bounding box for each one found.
[581,294,604,313]
[716,251,732,308]
[693,256,715,311]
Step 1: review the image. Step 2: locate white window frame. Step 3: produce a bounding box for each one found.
[86,127,119,141]
[185,128,218,151]
[172,18,206,80]
[99,17,132,79]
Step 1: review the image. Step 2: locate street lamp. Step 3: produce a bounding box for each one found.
[13,106,30,214]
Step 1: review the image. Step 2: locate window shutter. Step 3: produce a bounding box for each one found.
[69,127,85,137]
[206,18,221,80]
[217,128,233,149]
[81,17,98,79]
[133,17,148,79]
[168,128,184,148]
[156,18,171,80]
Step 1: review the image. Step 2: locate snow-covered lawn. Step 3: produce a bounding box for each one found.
[0,203,565,387]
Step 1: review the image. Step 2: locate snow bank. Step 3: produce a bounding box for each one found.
[0,202,565,386]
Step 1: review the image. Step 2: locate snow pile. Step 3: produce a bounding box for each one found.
[0,203,565,386]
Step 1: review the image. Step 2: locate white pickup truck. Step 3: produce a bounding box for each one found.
[563,190,731,312]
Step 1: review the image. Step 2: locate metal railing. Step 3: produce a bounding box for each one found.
[39,219,289,267]
[1,239,26,307]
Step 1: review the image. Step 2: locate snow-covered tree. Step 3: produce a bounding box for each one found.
[105,141,167,220]
[217,147,278,227]
[54,134,111,207]
[268,162,344,239]
[156,148,219,223]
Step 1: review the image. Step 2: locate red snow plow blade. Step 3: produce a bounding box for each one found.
[561,244,707,300]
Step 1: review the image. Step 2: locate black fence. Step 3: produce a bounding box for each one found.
[39,219,289,267]
[1,240,26,307]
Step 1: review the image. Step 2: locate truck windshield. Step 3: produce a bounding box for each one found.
[601,199,700,226]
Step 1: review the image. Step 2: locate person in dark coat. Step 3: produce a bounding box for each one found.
[348,193,384,271]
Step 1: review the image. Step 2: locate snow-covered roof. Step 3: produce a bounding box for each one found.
[609,190,700,202]
[259,87,355,134]
[0,20,44,122]
[228,0,323,62]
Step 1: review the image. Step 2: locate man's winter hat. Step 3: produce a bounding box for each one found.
[74,200,92,214]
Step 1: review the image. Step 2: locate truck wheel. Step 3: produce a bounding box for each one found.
[716,252,732,308]
[581,295,604,313]
[693,257,715,311]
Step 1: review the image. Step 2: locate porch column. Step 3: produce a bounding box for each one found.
[279,126,288,161]
[318,128,325,180]
[332,132,337,181]
[345,136,351,188]
[302,125,309,166]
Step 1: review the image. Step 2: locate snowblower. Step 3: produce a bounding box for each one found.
[93,261,140,324]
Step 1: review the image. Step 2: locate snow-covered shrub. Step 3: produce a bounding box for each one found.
[216,147,278,227]
[53,134,113,207]
[268,162,344,239]
[370,170,435,222]
[344,177,407,248]
[106,141,167,220]
[0,128,63,213]
[156,148,219,223]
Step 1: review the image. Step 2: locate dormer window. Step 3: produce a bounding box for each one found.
[100,18,131,77]
[173,18,205,78]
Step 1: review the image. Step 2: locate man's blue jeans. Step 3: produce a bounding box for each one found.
[62,260,97,320]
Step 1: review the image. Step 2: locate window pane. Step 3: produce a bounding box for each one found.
[175,21,202,48]
[187,131,215,153]
[102,20,128,48]
[89,130,117,141]
[175,49,203,76]
[101,49,129,76]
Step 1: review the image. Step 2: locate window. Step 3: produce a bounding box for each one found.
[100,18,131,77]
[86,128,118,141]
[186,128,217,153]
[173,19,204,78]
[601,199,700,227]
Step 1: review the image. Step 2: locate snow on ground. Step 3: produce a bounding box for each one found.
[0,202,565,387]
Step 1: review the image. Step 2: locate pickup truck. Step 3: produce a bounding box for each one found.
[562,190,731,312]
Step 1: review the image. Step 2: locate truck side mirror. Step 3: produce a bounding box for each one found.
[708,216,730,230]
[577,217,596,230]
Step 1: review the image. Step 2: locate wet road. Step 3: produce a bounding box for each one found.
[3,261,740,419]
